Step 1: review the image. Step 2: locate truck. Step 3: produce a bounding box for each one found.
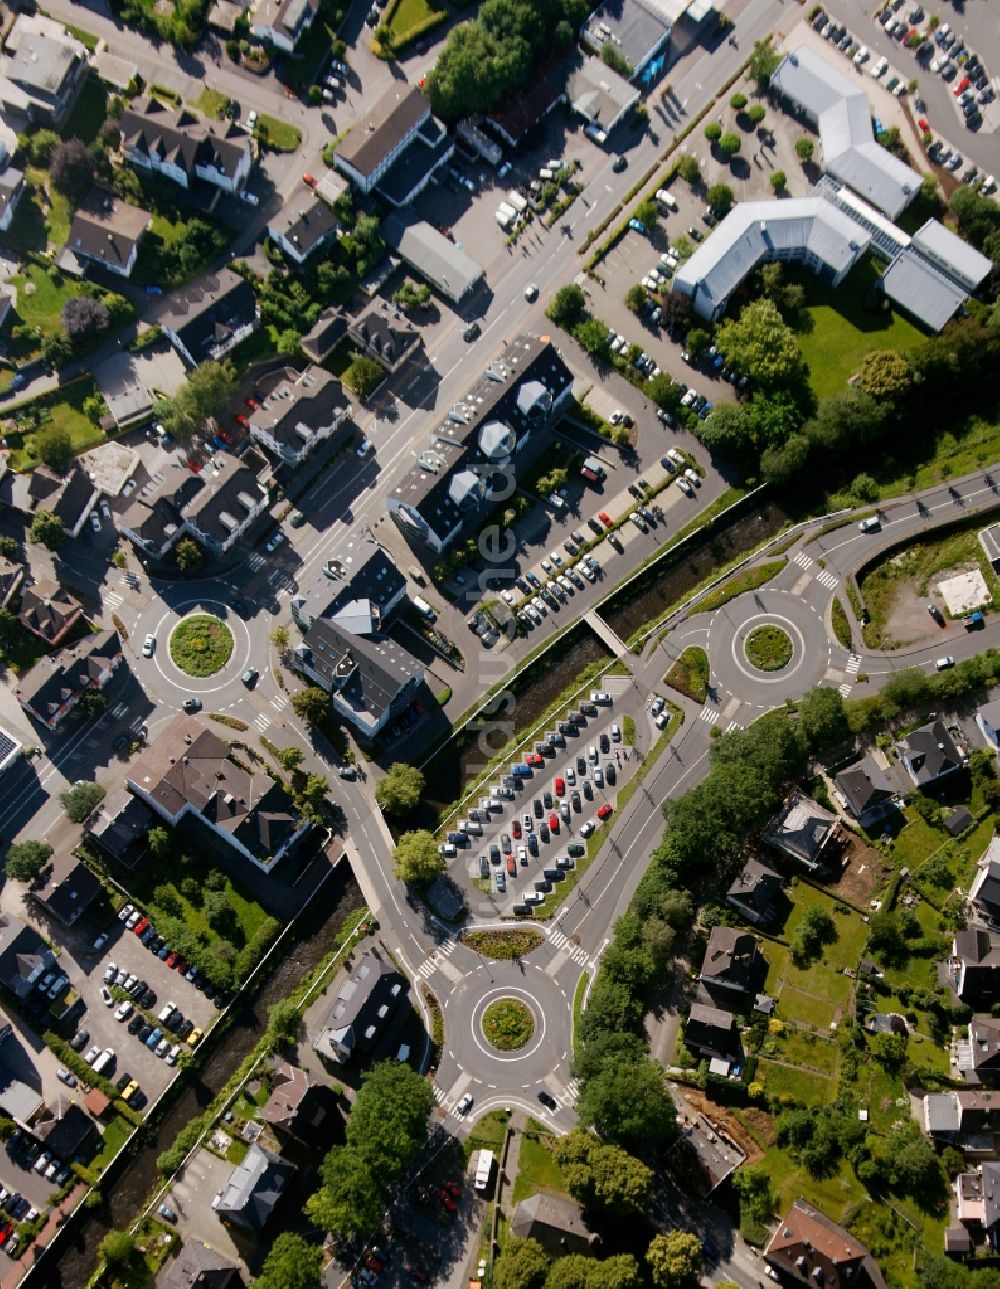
[580,455,607,484]
[457,120,503,167]
[474,1149,494,1192]
[965,611,985,630]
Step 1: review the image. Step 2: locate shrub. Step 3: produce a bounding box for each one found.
[730,92,747,110]
[704,122,722,143]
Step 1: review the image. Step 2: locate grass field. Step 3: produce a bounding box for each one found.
[757,1059,834,1104]
[762,1148,867,1224]
[384,0,446,45]
[11,262,83,337]
[784,884,870,972]
[463,1109,509,1165]
[195,87,229,119]
[512,1121,567,1203]
[776,984,838,1029]
[257,115,303,153]
[790,259,927,401]
[664,645,709,702]
[8,380,105,470]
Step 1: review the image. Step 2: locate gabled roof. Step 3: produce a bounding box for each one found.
[911,218,993,291]
[267,188,339,257]
[156,1238,242,1289]
[969,1018,1000,1076]
[247,364,350,456]
[120,98,250,187]
[314,951,406,1060]
[37,854,102,928]
[348,301,421,371]
[381,213,484,303]
[156,268,257,364]
[971,858,1000,918]
[179,455,267,546]
[766,1200,887,1289]
[898,719,962,785]
[17,630,121,719]
[762,789,838,867]
[835,755,896,818]
[291,539,405,629]
[727,858,782,915]
[0,914,52,999]
[297,616,421,731]
[35,1099,97,1159]
[69,188,152,269]
[771,45,920,217]
[700,926,762,992]
[510,1193,594,1246]
[336,85,428,180]
[300,306,347,363]
[686,1003,737,1058]
[214,1143,294,1231]
[0,557,23,609]
[258,1061,309,1131]
[17,577,82,643]
[881,248,968,331]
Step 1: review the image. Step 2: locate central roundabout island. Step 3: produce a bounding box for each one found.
[169,614,235,678]
[744,624,794,672]
[481,997,535,1051]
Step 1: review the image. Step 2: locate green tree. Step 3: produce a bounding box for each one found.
[60,781,105,823]
[148,826,170,858]
[547,1257,592,1289]
[375,764,424,817]
[716,299,805,390]
[62,297,110,346]
[50,138,96,203]
[646,1232,702,1289]
[730,92,747,110]
[174,538,203,571]
[870,1030,907,1068]
[794,137,814,162]
[295,772,329,821]
[307,1145,382,1235]
[277,746,304,773]
[205,889,237,935]
[577,1056,676,1146]
[574,316,611,357]
[78,690,109,719]
[718,132,741,156]
[857,349,912,401]
[704,122,722,143]
[798,686,848,751]
[625,284,646,314]
[254,1232,324,1289]
[5,839,52,883]
[292,687,329,725]
[587,1257,642,1289]
[271,626,289,649]
[546,284,587,329]
[99,1230,136,1267]
[158,360,236,441]
[748,105,766,125]
[749,38,781,89]
[494,1239,550,1289]
[791,903,836,967]
[393,830,446,884]
[555,1129,653,1214]
[770,169,786,192]
[29,509,66,552]
[676,156,700,185]
[345,354,385,400]
[267,997,300,1047]
[0,536,17,558]
[36,425,74,472]
[706,183,734,217]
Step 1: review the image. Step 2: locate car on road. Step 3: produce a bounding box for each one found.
[100,987,113,1007]
[265,530,285,553]
[524,284,539,302]
[858,515,881,532]
[537,1089,558,1110]
[55,1068,76,1087]
[142,634,156,658]
[241,668,259,688]
[936,656,956,670]
[182,697,202,713]
[462,322,481,342]
[612,155,627,173]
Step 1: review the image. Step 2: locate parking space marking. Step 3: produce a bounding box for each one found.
[105,591,123,610]
[248,553,265,572]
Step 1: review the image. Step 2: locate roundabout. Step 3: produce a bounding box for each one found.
[481,997,535,1051]
[744,624,793,672]
[169,613,234,677]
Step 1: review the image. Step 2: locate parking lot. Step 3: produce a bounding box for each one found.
[446,682,649,915]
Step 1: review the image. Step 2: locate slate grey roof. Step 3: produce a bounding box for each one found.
[267,188,339,258]
[296,616,421,730]
[121,99,250,188]
[898,719,963,786]
[685,1003,736,1058]
[68,188,151,270]
[911,218,993,291]
[970,859,1000,918]
[87,786,153,859]
[762,789,838,867]
[37,854,102,928]
[313,951,406,1060]
[700,926,762,993]
[213,1143,294,1231]
[382,213,484,302]
[582,0,672,73]
[726,858,782,917]
[0,914,52,999]
[0,168,23,225]
[835,755,896,818]
[336,85,428,180]
[771,45,920,217]
[156,269,257,364]
[510,1193,594,1249]
[982,1161,1000,1229]
[156,1238,242,1289]
[17,630,120,723]
[674,196,869,318]
[348,302,421,372]
[969,1018,1000,1078]
[247,364,349,458]
[881,247,968,331]
[291,540,405,630]
[180,456,267,547]
[301,307,347,363]
[566,54,638,128]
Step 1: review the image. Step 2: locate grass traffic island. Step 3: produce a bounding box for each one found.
[482,998,535,1051]
[745,625,793,672]
[665,646,710,702]
[170,614,234,677]
[464,929,544,959]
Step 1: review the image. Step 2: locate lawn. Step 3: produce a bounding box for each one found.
[0,619,50,677]
[776,984,839,1030]
[23,167,73,252]
[61,21,99,50]
[463,1109,509,1165]
[766,1027,839,1075]
[664,646,709,702]
[790,259,927,401]
[91,1113,134,1172]
[867,412,1000,504]
[195,87,229,119]
[760,1146,867,1224]
[512,1121,567,1204]
[784,884,870,972]
[169,614,234,677]
[7,379,106,470]
[384,0,446,46]
[757,1059,834,1105]
[257,115,303,153]
[892,815,942,870]
[10,261,84,339]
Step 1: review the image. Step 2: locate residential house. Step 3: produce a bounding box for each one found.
[246,365,351,468]
[158,269,258,368]
[291,540,406,632]
[212,1142,294,1232]
[180,457,269,556]
[699,926,765,998]
[251,0,317,50]
[334,85,452,206]
[19,463,98,539]
[726,859,782,925]
[765,1200,887,1289]
[955,1161,1000,1249]
[509,1194,595,1257]
[923,1089,1000,1151]
[566,53,640,135]
[347,301,422,375]
[0,14,89,128]
[956,1017,1000,1086]
[36,854,102,930]
[685,1003,739,1063]
[118,468,202,561]
[898,720,964,789]
[126,715,310,872]
[312,951,407,1064]
[259,1061,332,1140]
[35,1096,98,1161]
[977,697,1000,753]
[300,307,347,364]
[0,167,24,233]
[156,1240,243,1289]
[970,839,1000,926]
[17,630,123,732]
[382,213,485,305]
[17,578,83,647]
[267,188,340,265]
[86,785,154,863]
[387,334,573,554]
[954,928,1000,1004]
[0,914,55,1000]
[120,99,252,195]
[0,557,23,609]
[67,188,152,278]
[761,788,840,872]
[484,52,571,149]
[0,1018,43,1126]
[866,1012,908,1037]
[292,614,424,741]
[833,755,898,828]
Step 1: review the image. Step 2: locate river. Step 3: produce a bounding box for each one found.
[39,865,364,1289]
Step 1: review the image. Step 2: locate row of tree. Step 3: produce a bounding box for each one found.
[493,1232,703,1289]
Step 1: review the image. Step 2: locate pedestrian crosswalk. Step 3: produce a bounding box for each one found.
[418,939,457,980]
[270,692,288,713]
[793,551,814,571]
[548,927,592,967]
[699,707,720,725]
[253,711,271,733]
[845,654,861,674]
[557,1078,581,1108]
[248,552,265,573]
[724,719,743,733]
[838,682,853,696]
[817,570,839,591]
[105,590,123,611]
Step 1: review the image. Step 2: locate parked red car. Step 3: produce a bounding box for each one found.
[439,1190,457,1213]
[599,512,613,528]
[365,1254,385,1273]
[554,777,565,796]
[133,916,149,936]
[549,813,560,834]
[235,413,249,427]
[511,819,522,838]
[953,76,970,96]
[165,952,178,969]
[597,803,614,821]
[526,752,544,767]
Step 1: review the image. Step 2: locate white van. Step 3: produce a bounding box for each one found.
[507,191,528,212]
[92,1048,114,1076]
[656,188,678,211]
[412,595,437,622]
[539,167,555,181]
[496,206,515,228]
